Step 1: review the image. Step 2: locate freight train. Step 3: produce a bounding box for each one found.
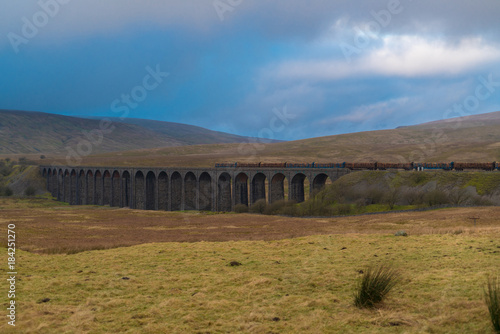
[214,162,499,171]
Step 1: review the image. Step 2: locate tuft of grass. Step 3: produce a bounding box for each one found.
[394,230,408,237]
[485,276,500,333]
[354,265,399,309]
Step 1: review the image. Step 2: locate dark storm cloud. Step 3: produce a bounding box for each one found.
[1,1,499,140]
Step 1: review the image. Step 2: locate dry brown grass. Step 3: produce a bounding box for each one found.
[0,198,499,254]
[0,198,499,333]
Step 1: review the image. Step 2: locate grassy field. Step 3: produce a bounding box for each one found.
[0,198,499,333]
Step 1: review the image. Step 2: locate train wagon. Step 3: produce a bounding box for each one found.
[313,162,346,168]
[215,161,499,171]
[285,162,315,168]
[413,162,453,170]
[453,162,496,171]
[345,162,377,170]
[260,163,287,168]
[236,163,261,168]
[377,162,413,170]
[215,163,237,168]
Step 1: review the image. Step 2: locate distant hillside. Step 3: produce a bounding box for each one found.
[414,110,500,129]
[0,110,272,155]
[76,110,500,167]
[85,117,265,146]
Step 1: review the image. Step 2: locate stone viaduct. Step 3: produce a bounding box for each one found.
[40,166,350,211]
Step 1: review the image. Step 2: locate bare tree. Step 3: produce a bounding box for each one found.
[448,187,471,205]
[384,187,401,210]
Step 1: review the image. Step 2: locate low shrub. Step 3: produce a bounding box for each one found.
[298,197,337,216]
[364,187,385,205]
[249,199,267,214]
[485,276,500,333]
[402,188,424,205]
[333,203,352,216]
[0,161,13,177]
[354,265,399,308]
[383,188,400,210]
[409,172,430,185]
[234,204,249,213]
[280,201,298,216]
[448,187,471,205]
[423,189,449,206]
[24,186,37,197]
[264,200,288,215]
[472,196,494,206]
[1,186,13,197]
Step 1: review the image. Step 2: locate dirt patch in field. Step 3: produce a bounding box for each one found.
[1,198,499,253]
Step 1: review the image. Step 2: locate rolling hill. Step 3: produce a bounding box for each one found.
[0,110,274,155]
[84,116,257,146]
[72,110,500,167]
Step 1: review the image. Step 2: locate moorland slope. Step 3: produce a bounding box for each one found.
[0,110,267,155]
[75,111,500,167]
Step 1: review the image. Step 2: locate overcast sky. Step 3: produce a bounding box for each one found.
[1,1,500,140]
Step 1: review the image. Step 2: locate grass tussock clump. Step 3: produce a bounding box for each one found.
[354,265,400,309]
[485,276,500,333]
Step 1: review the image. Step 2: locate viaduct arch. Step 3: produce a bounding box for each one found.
[40,166,349,212]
